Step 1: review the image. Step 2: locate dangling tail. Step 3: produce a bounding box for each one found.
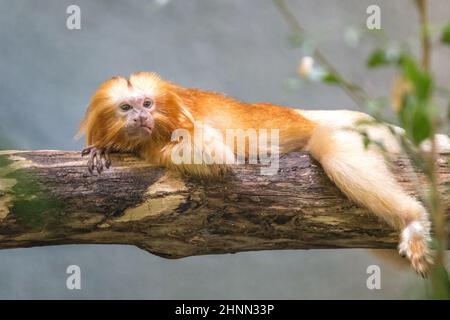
[299,109,432,275]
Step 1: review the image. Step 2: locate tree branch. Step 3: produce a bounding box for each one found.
[0,150,448,258]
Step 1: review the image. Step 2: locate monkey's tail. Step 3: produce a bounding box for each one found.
[304,115,435,275]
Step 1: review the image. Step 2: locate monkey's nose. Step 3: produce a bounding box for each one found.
[134,115,148,124]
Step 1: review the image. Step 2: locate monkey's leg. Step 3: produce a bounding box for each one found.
[157,128,235,179]
[306,126,432,276]
[81,146,111,174]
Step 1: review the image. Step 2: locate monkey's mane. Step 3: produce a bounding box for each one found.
[77,73,194,152]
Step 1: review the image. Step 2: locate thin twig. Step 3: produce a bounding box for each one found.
[273,0,369,107]
[416,0,431,69]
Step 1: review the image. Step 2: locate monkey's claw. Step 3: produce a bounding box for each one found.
[81,146,111,174]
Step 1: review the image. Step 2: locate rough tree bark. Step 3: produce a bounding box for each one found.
[0,150,448,258]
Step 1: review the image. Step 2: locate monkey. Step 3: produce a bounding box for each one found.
[78,71,443,276]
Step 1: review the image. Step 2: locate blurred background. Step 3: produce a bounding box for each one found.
[0,0,449,299]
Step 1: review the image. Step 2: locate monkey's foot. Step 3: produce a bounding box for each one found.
[81,146,111,174]
[398,221,433,277]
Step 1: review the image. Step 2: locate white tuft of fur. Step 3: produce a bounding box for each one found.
[436,134,450,152]
[398,220,433,276]
[399,221,426,254]
[420,134,450,153]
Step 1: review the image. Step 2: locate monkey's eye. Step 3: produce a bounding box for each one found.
[143,100,153,108]
[120,104,132,111]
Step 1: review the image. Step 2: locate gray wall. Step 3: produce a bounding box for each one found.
[0,0,449,299]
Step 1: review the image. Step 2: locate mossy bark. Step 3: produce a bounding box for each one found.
[0,150,448,258]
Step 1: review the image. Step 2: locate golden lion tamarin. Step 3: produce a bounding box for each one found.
[78,71,436,276]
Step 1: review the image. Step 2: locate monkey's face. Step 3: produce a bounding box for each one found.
[118,95,155,138]
[113,73,179,143]
[80,72,182,149]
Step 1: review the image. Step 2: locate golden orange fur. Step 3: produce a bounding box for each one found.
[78,71,437,276]
[78,72,315,154]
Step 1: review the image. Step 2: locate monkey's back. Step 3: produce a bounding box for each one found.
[177,87,316,152]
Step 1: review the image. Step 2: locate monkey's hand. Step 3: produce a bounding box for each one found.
[81,146,112,174]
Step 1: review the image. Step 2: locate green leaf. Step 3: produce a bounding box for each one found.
[400,57,432,101]
[321,72,340,84]
[367,49,390,68]
[411,104,433,145]
[416,73,432,101]
[398,94,415,133]
[367,47,402,68]
[441,23,450,45]
[398,94,433,145]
